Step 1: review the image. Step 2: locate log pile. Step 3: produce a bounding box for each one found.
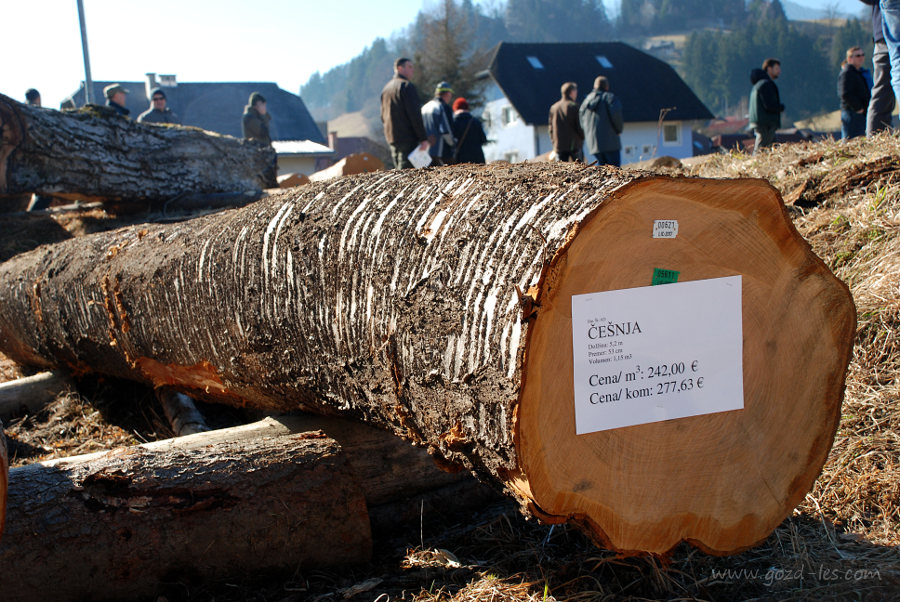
[0,415,496,602]
[0,162,856,555]
[0,93,276,203]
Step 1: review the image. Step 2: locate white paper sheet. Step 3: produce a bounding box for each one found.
[571,275,744,434]
[408,146,432,169]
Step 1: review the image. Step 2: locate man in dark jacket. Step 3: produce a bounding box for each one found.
[381,57,429,169]
[549,82,584,161]
[103,83,130,117]
[242,92,272,145]
[838,46,872,139]
[579,76,624,167]
[137,87,180,125]
[748,58,784,153]
[450,97,487,164]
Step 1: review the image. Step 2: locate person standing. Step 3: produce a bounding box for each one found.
[242,92,272,145]
[861,1,895,134]
[748,58,784,153]
[381,57,429,169]
[137,87,180,125]
[103,84,130,117]
[838,47,872,139]
[548,82,584,162]
[421,81,456,165]
[25,88,41,107]
[579,76,624,167]
[450,97,487,164]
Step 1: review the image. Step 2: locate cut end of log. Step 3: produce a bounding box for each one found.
[516,177,856,555]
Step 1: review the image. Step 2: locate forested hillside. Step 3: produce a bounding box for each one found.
[301,0,873,129]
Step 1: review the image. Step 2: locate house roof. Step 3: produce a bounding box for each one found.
[485,42,713,125]
[272,140,335,156]
[63,81,324,143]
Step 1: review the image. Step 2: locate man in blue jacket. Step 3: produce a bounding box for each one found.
[579,76,624,167]
[748,58,784,153]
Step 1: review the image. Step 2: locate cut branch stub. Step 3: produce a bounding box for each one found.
[0,163,855,555]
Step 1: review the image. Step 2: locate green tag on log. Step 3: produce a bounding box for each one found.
[652,268,680,285]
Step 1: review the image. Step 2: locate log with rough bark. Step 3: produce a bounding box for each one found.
[0,93,276,202]
[0,415,493,602]
[0,163,856,554]
[0,371,73,420]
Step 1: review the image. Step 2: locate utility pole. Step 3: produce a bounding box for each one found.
[76,0,93,105]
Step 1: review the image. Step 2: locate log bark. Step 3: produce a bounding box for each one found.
[0,415,492,601]
[155,387,210,435]
[0,93,276,201]
[0,371,73,420]
[0,163,856,554]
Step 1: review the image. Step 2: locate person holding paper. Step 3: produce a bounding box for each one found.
[381,58,429,169]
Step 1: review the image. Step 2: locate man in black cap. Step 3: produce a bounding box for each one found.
[421,81,456,164]
[137,87,180,124]
[103,83,130,117]
[242,91,272,145]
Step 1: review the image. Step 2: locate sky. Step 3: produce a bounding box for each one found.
[1,0,868,109]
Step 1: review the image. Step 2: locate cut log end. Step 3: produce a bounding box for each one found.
[516,177,856,555]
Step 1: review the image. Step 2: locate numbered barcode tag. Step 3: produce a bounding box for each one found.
[653,220,679,239]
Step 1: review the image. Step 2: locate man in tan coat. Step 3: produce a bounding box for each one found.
[548,82,585,161]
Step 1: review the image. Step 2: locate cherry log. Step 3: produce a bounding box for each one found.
[0,163,856,554]
[0,93,276,202]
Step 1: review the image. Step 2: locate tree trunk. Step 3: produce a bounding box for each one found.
[0,93,276,202]
[0,371,73,420]
[0,415,493,602]
[0,163,856,554]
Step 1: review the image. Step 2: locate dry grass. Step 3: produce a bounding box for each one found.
[2,134,900,600]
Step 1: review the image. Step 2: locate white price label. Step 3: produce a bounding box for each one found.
[571,276,744,434]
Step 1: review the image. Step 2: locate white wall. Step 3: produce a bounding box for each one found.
[619,121,694,164]
[481,95,539,162]
[277,155,318,175]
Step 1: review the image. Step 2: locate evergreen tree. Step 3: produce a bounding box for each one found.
[408,0,493,109]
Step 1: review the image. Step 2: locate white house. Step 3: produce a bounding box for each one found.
[476,42,713,164]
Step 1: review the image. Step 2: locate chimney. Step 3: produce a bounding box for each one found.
[158,74,177,87]
[145,73,158,99]
[328,131,339,150]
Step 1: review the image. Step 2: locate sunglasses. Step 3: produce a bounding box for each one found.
[852,53,864,58]
[152,96,165,101]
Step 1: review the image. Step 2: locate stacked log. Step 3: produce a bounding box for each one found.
[0,415,495,601]
[0,93,276,203]
[0,162,855,554]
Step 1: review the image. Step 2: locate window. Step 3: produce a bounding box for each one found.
[642,144,654,155]
[482,110,492,129]
[624,146,635,156]
[662,123,681,145]
[501,106,516,126]
[595,55,613,68]
[504,151,520,163]
[526,56,544,69]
